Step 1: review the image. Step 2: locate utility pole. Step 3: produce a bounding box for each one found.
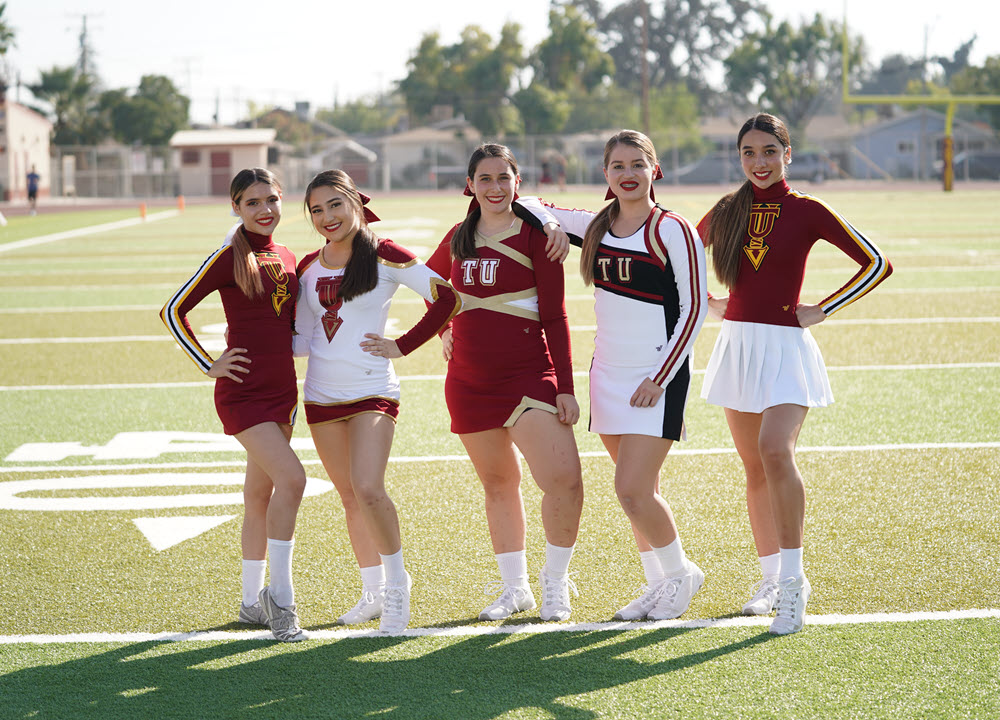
[640,0,650,136]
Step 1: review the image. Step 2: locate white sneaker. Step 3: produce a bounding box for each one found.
[258,586,307,642]
[479,581,536,621]
[379,572,412,634]
[742,575,780,616]
[613,584,661,621]
[337,589,384,625]
[769,575,811,635]
[646,561,704,620]
[538,566,578,622]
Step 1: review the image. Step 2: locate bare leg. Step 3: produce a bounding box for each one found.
[460,428,525,554]
[509,410,583,548]
[606,434,677,548]
[344,413,401,556]
[725,408,778,558]
[234,422,306,541]
[758,404,809,549]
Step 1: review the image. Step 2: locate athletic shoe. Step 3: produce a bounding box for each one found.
[379,572,412,634]
[769,575,812,635]
[479,581,537,621]
[742,575,780,616]
[336,589,384,625]
[538,566,578,622]
[646,561,705,620]
[258,586,307,642]
[613,584,662,621]
[237,601,269,626]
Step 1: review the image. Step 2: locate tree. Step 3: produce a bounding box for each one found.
[512,83,572,135]
[723,13,863,143]
[531,4,613,93]
[28,66,104,144]
[0,2,15,92]
[574,0,766,104]
[316,97,402,135]
[951,55,1000,130]
[100,75,189,145]
[398,24,525,135]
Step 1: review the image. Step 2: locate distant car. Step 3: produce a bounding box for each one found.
[660,152,742,184]
[934,150,1000,180]
[786,151,835,182]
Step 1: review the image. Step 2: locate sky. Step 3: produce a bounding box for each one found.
[4,0,998,126]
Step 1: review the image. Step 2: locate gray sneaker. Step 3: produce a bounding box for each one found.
[258,586,307,642]
[237,601,269,626]
[379,572,412,634]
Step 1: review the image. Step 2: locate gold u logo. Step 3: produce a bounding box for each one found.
[744,203,781,272]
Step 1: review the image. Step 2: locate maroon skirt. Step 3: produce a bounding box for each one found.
[214,348,297,435]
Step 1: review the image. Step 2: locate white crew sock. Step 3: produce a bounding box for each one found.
[544,542,575,579]
[639,550,666,586]
[242,559,266,607]
[267,538,295,607]
[779,546,805,579]
[359,564,386,593]
[758,552,781,579]
[380,549,407,587]
[496,550,529,589]
[651,537,687,576]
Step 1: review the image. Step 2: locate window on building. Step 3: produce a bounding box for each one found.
[181,149,200,165]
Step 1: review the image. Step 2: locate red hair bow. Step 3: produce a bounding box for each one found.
[358,191,380,223]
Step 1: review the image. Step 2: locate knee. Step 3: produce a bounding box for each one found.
[351,477,388,508]
[614,479,646,517]
[757,436,794,472]
[276,469,308,501]
[480,472,521,502]
[244,484,272,512]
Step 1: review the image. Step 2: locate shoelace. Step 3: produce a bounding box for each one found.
[357,589,379,607]
[543,572,579,604]
[383,586,407,617]
[748,577,779,602]
[774,583,801,619]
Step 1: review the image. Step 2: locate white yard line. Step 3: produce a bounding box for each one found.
[2,441,997,474]
[3,316,1000,345]
[1,362,999,392]
[2,608,997,644]
[0,211,179,253]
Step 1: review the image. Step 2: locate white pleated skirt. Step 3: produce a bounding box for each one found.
[701,320,833,414]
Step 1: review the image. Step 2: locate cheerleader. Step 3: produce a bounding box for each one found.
[699,113,893,634]
[426,144,584,623]
[520,130,709,622]
[294,170,460,633]
[161,168,306,642]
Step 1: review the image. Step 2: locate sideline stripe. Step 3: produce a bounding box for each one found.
[4,317,1000,345]
[0,211,179,253]
[2,362,999,392]
[2,608,997,644]
[2,441,998,474]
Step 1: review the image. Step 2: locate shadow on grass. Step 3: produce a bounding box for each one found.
[1,628,775,719]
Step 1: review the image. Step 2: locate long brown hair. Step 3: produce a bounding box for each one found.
[304,169,379,301]
[230,168,281,299]
[580,130,658,286]
[451,144,519,261]
[704,113,791,288]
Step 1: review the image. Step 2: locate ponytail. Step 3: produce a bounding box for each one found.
[230,225,265,299]
[704,179,755,288]
[580,200,620,286]
[451,207,482,261]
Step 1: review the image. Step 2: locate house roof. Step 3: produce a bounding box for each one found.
[170,128,277,147]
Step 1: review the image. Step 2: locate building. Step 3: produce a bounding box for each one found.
[0,99,53,202]
[169,128,278,196]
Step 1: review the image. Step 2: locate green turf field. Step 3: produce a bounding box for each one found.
[1,185,998,719]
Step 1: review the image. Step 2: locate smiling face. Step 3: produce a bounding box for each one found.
[232,182,282,235]
[739,128,791,189]
[467,156,519,217]
[307,184,361,245]
[603,142,658,201]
